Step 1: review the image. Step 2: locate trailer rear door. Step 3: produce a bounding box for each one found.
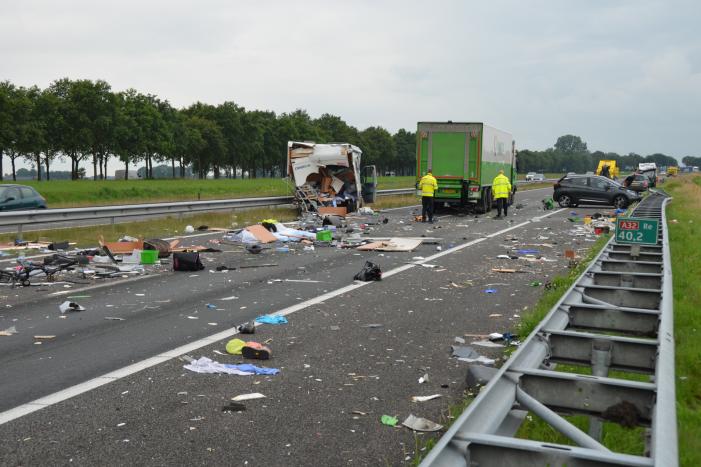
[431,132,466,177]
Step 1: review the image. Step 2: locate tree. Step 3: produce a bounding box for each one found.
[682,156,701,167]
[0,81,16,181]
[359,126,395,174]
[392,129,416,176]
[554,135,588,154]
[5,85,39,181]
[113,89,146,179]
[213,102,245,178]
[644,153,678,168]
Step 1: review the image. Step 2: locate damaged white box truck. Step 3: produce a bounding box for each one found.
[286,141,377,215]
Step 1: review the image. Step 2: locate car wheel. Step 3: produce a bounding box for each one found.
[557,194,572,207]
[613,195,628,209]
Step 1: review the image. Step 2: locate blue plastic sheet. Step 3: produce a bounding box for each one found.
[255,315,288,325]
[224,363,280,375]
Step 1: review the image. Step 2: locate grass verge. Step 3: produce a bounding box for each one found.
[663,175,701,467]
[14,176,416,208]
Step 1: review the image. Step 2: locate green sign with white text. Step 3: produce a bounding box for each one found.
[616,217,659,245]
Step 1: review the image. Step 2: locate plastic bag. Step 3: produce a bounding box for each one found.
[353,261,382,281]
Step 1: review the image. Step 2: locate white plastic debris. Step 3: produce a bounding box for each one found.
[59,301,85,313]
[411,394,442,403]
[231,393,266,402]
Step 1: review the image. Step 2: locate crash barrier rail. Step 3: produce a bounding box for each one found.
[0,188,416,237]
[420,191,677,467]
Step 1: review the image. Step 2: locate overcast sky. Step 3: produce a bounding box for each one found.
[2,0,700,173]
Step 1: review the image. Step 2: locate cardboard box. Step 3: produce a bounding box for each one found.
[318,206,347,216]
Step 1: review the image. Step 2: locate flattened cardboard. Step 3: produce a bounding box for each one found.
[356,238,422,252]
[317,207,347,216]
[245,225,278,243]
[99,236,144,254]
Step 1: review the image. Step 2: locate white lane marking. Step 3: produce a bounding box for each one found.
[0,208,564,426]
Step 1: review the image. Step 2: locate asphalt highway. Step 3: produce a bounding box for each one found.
[0,187,614,466]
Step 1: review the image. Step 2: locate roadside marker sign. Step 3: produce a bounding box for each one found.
[616,217,659,245]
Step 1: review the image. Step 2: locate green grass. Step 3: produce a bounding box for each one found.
[12,176,416,208]
[663,175,701,467]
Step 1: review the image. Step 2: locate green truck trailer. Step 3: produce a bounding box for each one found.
[416,122,516,212]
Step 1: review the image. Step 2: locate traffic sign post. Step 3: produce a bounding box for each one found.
[616,217,659,245]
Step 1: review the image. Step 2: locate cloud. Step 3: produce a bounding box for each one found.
[1,0,700,171]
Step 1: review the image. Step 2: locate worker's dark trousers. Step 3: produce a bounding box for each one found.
[422,196,434,222]
[496,197,508,217]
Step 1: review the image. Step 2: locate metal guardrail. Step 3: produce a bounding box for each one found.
[0,184,551,236]
[421,192,677,467]
[0,188,416,236]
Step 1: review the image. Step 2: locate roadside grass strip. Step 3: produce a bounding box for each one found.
[13,176,416,208]
[665,175,701,467]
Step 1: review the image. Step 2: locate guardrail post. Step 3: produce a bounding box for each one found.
[588,339,612,440]
[17,223,23,241]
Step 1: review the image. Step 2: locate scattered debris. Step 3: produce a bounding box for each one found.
[0,326,18,336]
[451,345,496,365]
[225,338,246,355]
[59,301,85,313]
[255,315,288,325]
[221,402,246,412]
[353,261,382,281]
[418,373,429,384]
[231,393,266,402]
[184,357,279,375]
[402,414,443,432]
[238,322,256,334]
[411,394,442,403]
[33,335,56,340]
[380,415,399,427]
[242,342,272,360]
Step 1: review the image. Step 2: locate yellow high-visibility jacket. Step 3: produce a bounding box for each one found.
[419,174,438,197]
[492,173,512,199]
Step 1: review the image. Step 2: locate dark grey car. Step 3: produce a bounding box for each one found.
[0,185,47,211]
[553,175,640,209]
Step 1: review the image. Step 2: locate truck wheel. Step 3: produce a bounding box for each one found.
[557,194,572,207]
[477,187,491,214]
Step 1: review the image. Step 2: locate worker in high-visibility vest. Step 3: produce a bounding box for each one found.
[492,169,512,218]
[418,168,438,223]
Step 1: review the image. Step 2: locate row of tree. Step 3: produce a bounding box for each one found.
[516,135,682,174]
[681,156,701,168]
[1,79,693,182]
[0,79,417,181]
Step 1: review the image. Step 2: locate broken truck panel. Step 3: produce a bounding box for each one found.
[287,141,367,215]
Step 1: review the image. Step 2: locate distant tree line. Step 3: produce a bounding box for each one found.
[0,79,417,181]
[681,156,701,168]
[517,135,684,174]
